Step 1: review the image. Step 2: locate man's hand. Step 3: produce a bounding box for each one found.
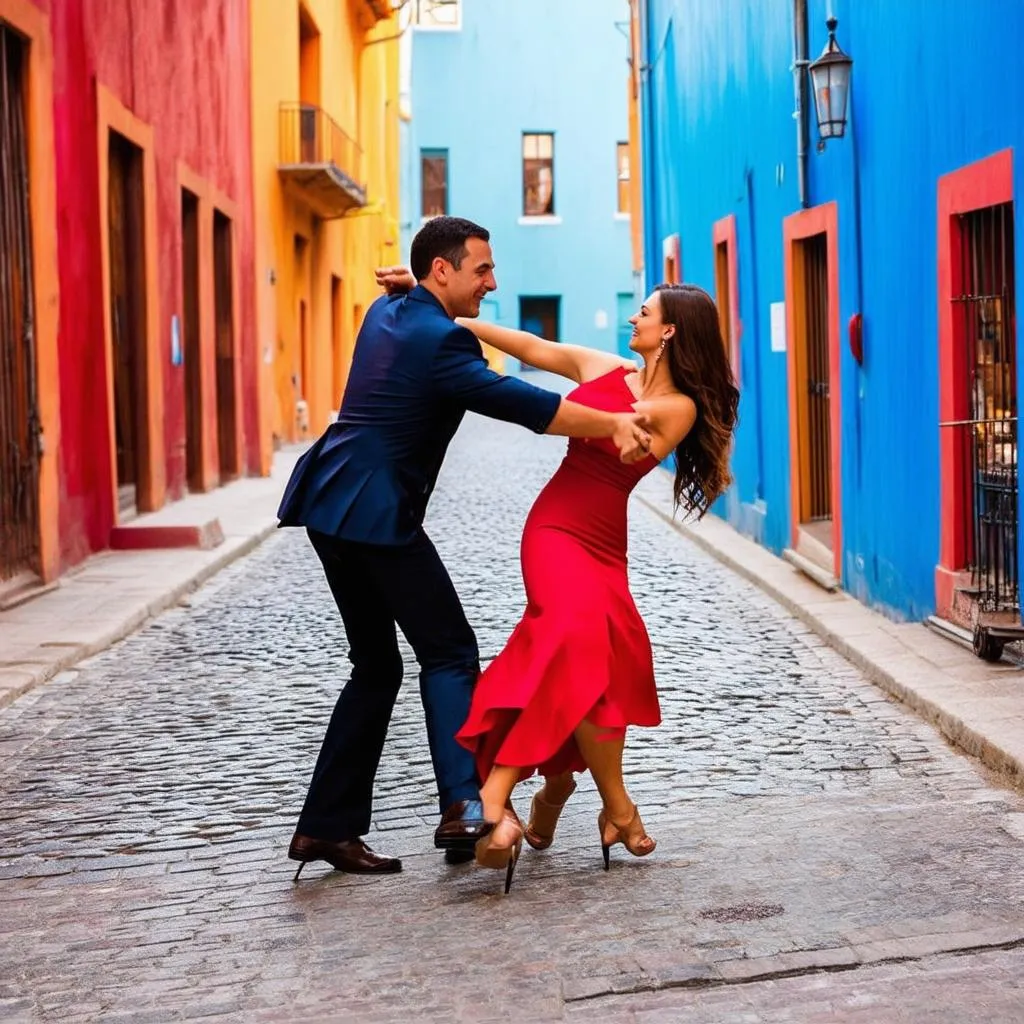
[612,412,653,464]
[375,265,416,295]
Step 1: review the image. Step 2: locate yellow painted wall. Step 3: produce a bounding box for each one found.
[251,0,400,457]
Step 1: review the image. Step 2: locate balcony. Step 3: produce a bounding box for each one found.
[278,103,367,218]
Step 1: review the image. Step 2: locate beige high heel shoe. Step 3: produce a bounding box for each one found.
[475,808,524,894]
[524,779,577,851]
[597,803,656,870]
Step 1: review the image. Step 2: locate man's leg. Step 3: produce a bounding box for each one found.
[296,530,405,842]
[369,532,487,847]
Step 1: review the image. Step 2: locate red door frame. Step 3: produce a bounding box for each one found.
[783,202,842,580]
[713,214,741,382]
[935,149,1015,618]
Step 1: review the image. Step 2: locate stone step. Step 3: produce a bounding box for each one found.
[109,518,225,551]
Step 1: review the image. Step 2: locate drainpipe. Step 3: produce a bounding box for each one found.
[792,0,810,208]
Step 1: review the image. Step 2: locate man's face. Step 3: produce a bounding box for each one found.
[440,237,497,318]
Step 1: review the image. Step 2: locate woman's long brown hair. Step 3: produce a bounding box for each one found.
[654,284,740,518]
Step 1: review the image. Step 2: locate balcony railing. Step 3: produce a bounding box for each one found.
[278,102,367,218]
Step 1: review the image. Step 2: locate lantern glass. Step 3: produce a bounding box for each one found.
[808,18,852,141]
[810,59,850,138]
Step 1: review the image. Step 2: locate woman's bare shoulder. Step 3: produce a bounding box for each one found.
[638,392,698,441]
[647,390,697,414]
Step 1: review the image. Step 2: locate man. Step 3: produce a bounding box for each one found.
[279,216,651,879]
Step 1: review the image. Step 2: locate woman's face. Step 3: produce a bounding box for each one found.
[628,292,670,356]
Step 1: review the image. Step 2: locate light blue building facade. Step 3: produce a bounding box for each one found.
[639,0,1024,655]
[399,0,636,364]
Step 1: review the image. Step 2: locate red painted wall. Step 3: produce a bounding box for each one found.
[48,0,258,569]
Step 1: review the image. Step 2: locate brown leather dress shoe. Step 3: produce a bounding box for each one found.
[433,798,494,852]
[288,833,402,881]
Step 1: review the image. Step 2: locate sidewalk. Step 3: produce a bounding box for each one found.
[0,449,300,709]
[635,471,1024,791]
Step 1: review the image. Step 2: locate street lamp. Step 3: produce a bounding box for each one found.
[809,16,853,146]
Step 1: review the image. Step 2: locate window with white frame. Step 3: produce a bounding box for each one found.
[413,0,461,30]
[523,133,554,217]
[421,149,448,217]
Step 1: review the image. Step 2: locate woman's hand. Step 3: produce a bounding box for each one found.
[375,265,416,295]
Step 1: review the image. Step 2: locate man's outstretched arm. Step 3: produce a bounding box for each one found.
[433,326,651,463]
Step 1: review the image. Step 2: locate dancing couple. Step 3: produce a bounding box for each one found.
[278,216,738,892]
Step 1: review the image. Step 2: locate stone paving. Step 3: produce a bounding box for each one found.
[3,410,1024,1022]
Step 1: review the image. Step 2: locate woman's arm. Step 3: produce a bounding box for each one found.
[633,393,699,460]
[373,264,634,383]
[455,318,634,384]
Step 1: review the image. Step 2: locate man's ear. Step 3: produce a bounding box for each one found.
[431,256,449,284]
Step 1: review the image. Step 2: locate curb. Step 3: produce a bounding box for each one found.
[0,522,279,711]
[637,494,1024,790]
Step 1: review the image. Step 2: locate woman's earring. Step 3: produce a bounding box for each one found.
[653,338,666,368]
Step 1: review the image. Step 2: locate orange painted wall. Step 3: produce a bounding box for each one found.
[250,0,400,452]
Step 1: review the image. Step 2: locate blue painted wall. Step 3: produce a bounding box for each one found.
[641,0,1024,622]
[400,0,636,360]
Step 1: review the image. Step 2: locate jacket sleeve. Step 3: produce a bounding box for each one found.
[432,325,561,433]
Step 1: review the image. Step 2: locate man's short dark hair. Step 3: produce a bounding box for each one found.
[410,216,490,280]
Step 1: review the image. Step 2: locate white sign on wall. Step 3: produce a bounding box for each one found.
[770,301,787,353]
[594,309,609,329]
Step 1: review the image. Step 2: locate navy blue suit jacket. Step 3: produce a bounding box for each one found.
[277,285,562,545]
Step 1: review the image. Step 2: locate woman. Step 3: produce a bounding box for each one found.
[379,270,739,892]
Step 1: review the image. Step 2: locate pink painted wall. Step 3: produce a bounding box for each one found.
[48,0,259,568]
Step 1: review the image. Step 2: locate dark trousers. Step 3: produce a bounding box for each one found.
[297,528,481,841]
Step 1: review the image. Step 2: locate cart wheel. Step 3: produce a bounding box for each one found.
[973,627,1005,663]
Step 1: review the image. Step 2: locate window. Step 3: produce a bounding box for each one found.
[421,149,448,218]
[954,202,1018,611]
[522,133,554,217]
[662,234,681,284]
[617,142,630,214]
[715,239,732,356]
[413,0,461,30]
[713,215,739,374]
[519,296,560,344]
[213,209,239,479]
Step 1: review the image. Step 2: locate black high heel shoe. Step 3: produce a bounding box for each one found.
[474,809,524,894]
[597,804,656,870]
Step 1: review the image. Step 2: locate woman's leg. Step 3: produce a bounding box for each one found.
[538,771,575,804]
[481,768,576,820]
[479,764,521,825]
[523,769,577,851]
[573,719,633,821]
[574,718,654,858]
[477,765,526,875]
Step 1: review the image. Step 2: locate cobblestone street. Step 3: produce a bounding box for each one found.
[4,412,1024,1022]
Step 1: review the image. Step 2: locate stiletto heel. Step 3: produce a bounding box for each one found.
[597,804,656,869]
[475,809,524,895]
[524,778,577,851]
[293,861,307,882]
[503,848,519,894]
